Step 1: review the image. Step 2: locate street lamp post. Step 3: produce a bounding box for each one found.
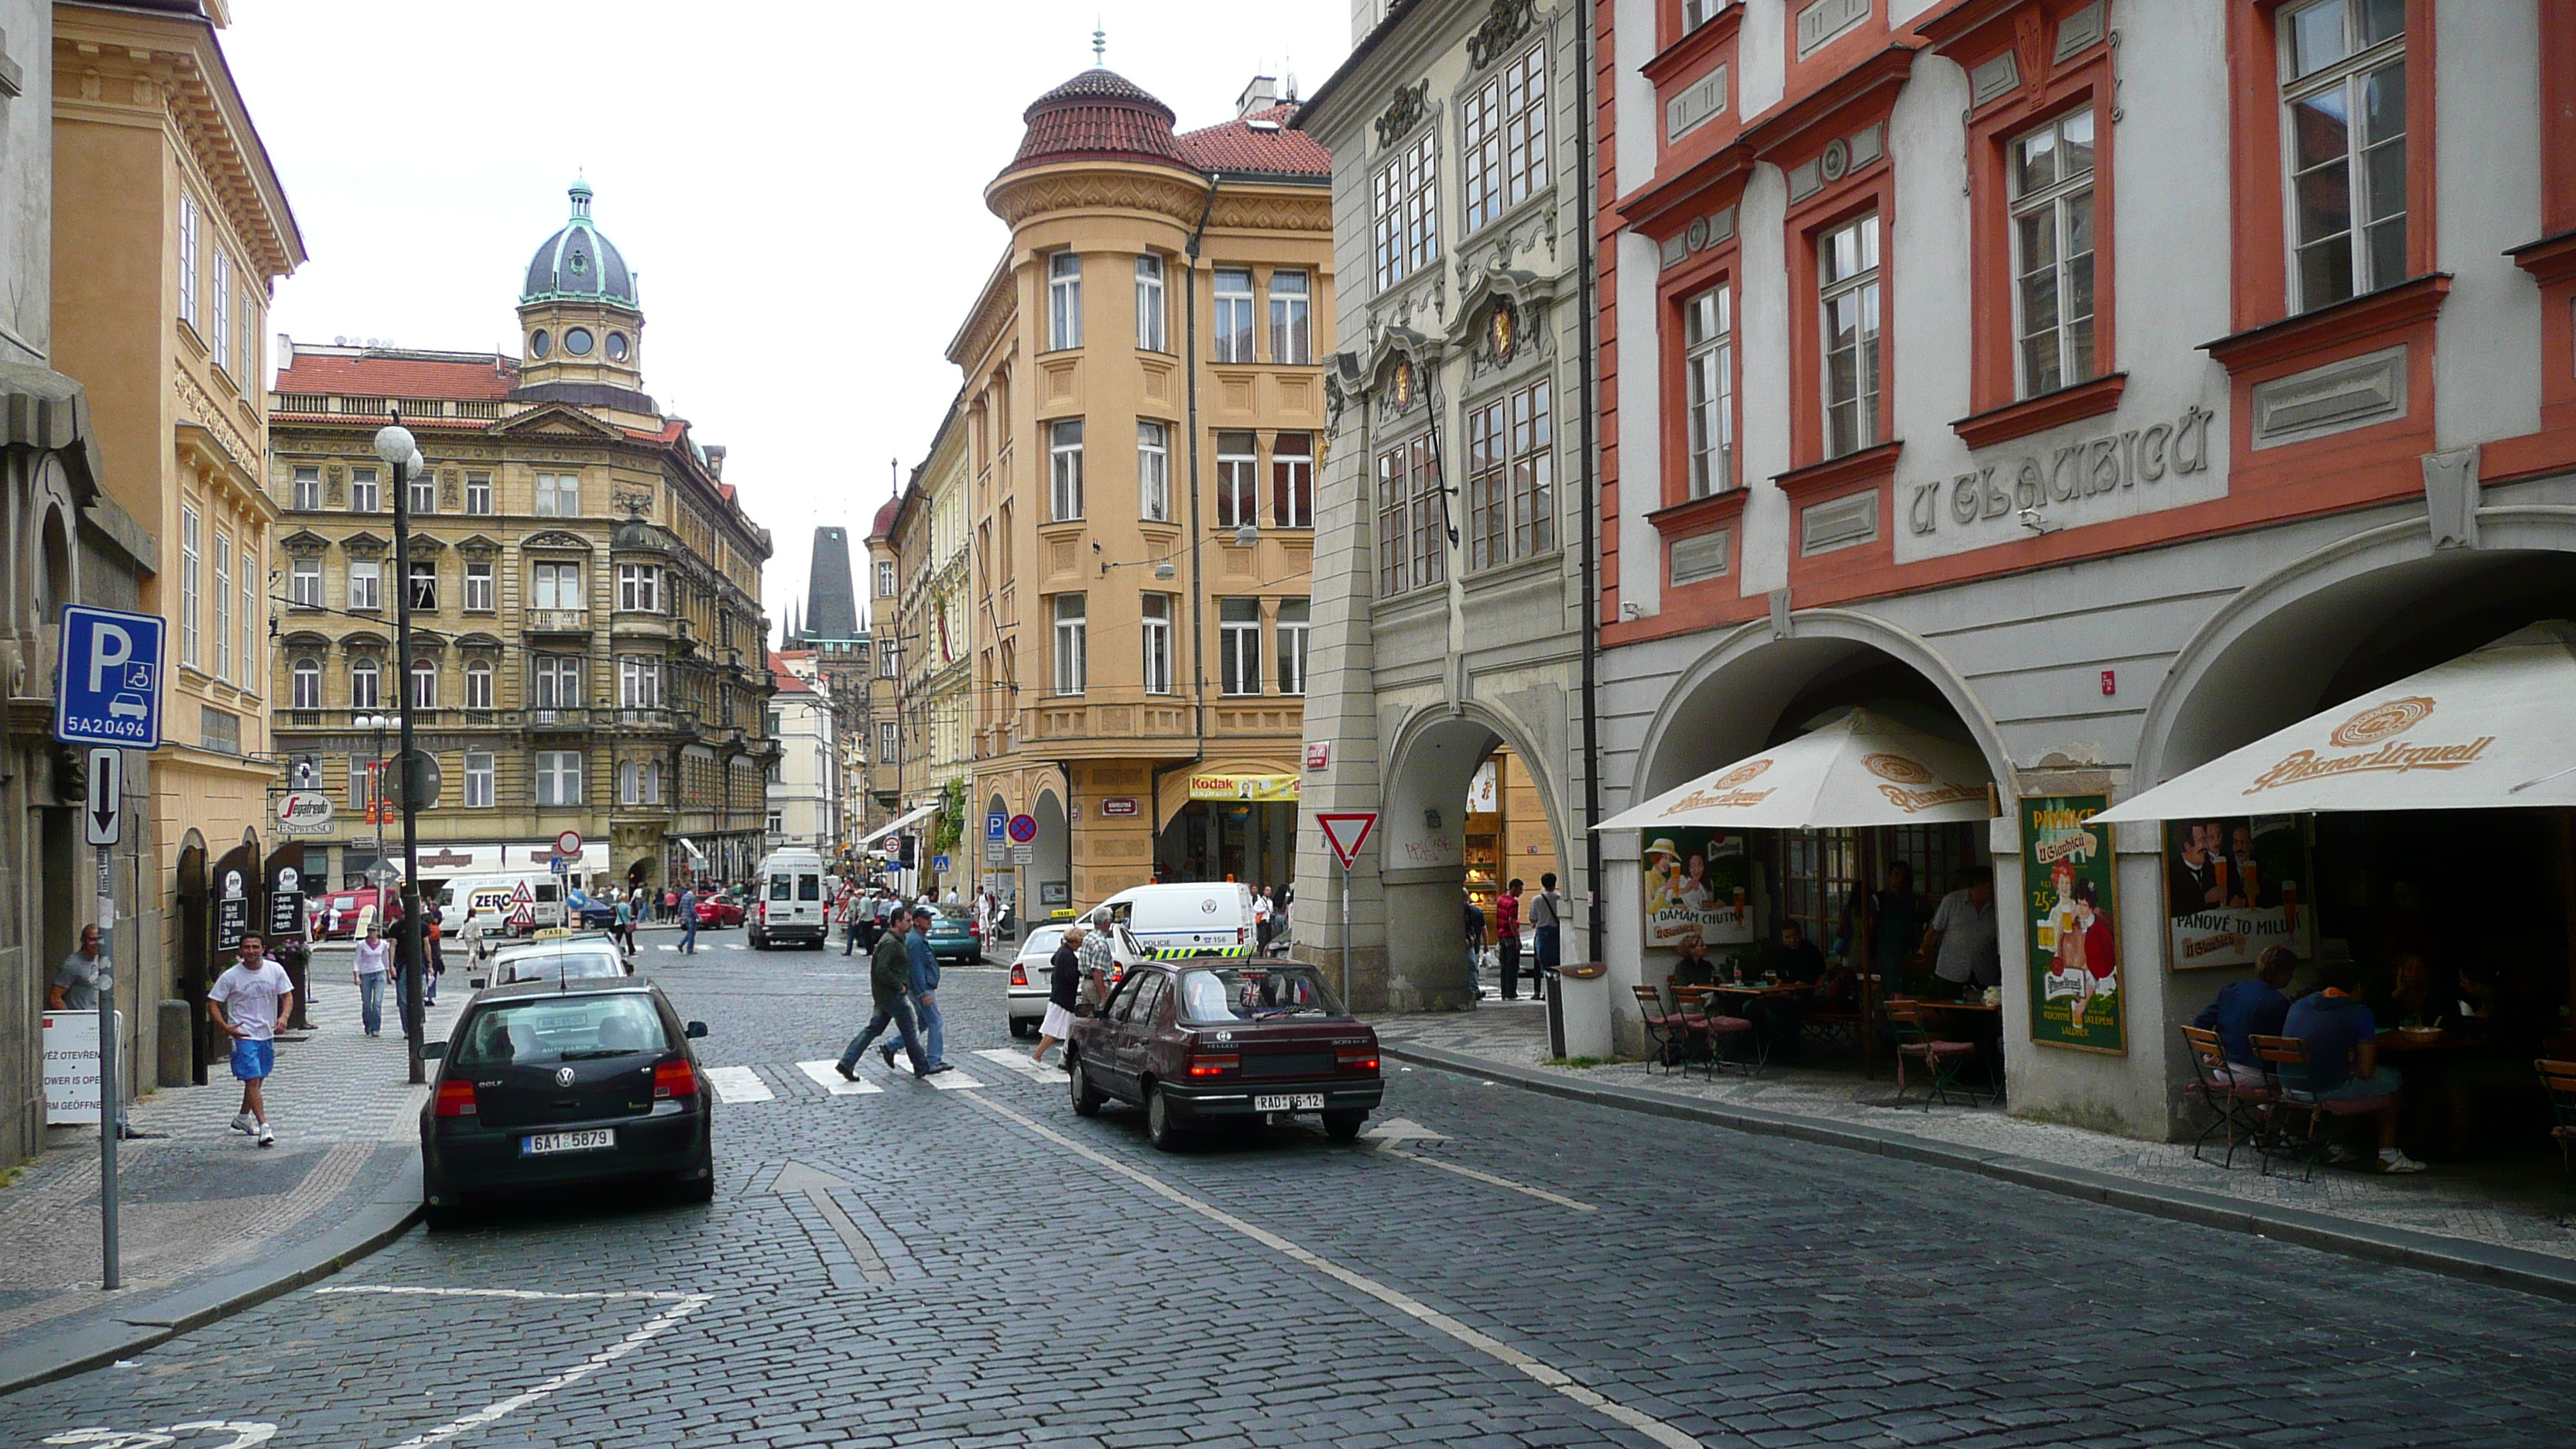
[374,414,430,1085]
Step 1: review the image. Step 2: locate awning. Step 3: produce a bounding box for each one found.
[862,803,939,844]
[1188,771,1298,802]
[677,838,706,863]
[2094,620,2576,822]
[1595,708,1994,832]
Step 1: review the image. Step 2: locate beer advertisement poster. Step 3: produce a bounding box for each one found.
[2163,815,2312,970]
[2023,794,2124,1054]
[1642,830,1754,947]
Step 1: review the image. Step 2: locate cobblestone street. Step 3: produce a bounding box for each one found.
[3,934,2573,1448]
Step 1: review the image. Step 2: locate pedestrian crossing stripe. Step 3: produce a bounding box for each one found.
[793,1060,883,1096]
[704,1065,773,1103]
[973,1047,1065,1082]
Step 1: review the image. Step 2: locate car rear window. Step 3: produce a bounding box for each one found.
[800,875,821,901]
[1023,927,1066,956]
[1177,964,1342,1021]
[498,949,624,983]
[453,995,669,1066]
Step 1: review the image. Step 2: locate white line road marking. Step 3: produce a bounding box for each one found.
[960,1093,1704,1449]
[704,1066,774,1104]
[317,1286,694,1301]
[795,1060,883,1095]
[1374,1145,1597,1212]
[972,1048,1063,1081]
[1357,1115,1448,1142]
[920,1066,985,1090]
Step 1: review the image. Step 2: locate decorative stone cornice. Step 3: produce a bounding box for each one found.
[985,160,1209,231]
[522,529,593,552]
[1206,190,1333,234]
[339,531,388,557]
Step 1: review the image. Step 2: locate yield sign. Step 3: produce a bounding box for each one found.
[1315,812,1378,871]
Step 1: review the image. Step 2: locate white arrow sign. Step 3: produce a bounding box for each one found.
[85,748,122,847]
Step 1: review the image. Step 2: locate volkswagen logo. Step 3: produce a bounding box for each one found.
[553,1067,576,1088]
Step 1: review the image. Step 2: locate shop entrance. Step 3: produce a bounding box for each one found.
[1153,800,1296,886]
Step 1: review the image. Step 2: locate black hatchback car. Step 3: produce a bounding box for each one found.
[420,976,713,1225]
[1066,956,1382,1149]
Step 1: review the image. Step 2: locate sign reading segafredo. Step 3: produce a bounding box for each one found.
[1900,403,2218,559]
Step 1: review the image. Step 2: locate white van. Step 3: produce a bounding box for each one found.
[440,874,565,937]
[750,849,828,950]
[1083,882,1258,954]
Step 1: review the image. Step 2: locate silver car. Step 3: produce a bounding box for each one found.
[481,933,629,988]
[1006,922,1145,1036]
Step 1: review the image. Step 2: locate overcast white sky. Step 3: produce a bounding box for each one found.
[225,0,1352,641]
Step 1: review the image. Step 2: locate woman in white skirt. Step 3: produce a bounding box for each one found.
[1032,924,1087,1068]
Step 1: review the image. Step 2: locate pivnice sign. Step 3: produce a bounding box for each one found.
[1906,403,2215,539]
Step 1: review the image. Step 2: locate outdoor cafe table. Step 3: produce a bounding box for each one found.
[2372,1026,2499,1158]
[1910,999,2006,1098]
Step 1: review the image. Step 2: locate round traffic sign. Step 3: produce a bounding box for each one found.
[555,829,583,856]
[1007,814,1039,844]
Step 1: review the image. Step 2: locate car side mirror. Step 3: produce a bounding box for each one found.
[685,1020,708,1039]
[421,1040,447,1060]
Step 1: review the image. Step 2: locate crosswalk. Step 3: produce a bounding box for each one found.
[700,1057,1028,1103]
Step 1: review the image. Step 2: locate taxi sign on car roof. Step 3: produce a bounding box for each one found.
[533,927,578,939]
[1149,944,1257,960]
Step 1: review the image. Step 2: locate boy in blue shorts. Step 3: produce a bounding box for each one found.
[208,933,295,1147]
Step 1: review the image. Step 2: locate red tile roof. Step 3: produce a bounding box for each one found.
[868,495,899,540]
[1007,67,1188,175]
[273,351,518,401]
[1177,104,1331,176]
[766,650,814,691]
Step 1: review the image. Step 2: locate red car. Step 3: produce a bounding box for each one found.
[315,888,401,938]
[693,895,745,928]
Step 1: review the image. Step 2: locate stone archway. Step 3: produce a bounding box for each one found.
[1373,704,1571,1012]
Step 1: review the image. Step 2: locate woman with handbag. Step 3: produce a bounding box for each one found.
[1032,924,1086,1070]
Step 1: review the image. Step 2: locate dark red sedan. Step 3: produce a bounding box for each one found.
[694,895,745,928]
[1066,954,1382,1149]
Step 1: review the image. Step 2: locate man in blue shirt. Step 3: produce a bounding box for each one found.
[2194,947,2297,1084]
[881,906,951,1074]
[2280,957,2424,1173]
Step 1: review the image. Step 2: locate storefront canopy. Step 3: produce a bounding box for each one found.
[861,803,939,845]
[2095,620,2576,822]
[1595,708,1995,833]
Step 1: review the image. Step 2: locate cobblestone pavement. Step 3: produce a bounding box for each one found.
[1377,1002,2576,1260]
[5,933,2574,1447]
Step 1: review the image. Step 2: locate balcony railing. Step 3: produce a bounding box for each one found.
[524,608,591,634]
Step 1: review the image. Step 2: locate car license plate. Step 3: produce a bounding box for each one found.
[1254,1093,1324,1112]
[521,1129,615,1156]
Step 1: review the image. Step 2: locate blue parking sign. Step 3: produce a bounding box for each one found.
[54,605,164,748]
[985,811,1007,842]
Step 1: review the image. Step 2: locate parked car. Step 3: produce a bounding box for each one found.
[694,895,745,928]
[313,888,402,938]
[480,933,629,988]
[1064,956,1382,1149]
[1007,921,1147,1036]
[923,908,987,964]
[418,976,714,1227]
[563,889,619,930]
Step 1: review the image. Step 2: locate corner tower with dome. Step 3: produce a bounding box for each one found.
[265,180,783,903]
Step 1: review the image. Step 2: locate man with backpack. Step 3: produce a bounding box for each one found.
[1527,872,1564,1001]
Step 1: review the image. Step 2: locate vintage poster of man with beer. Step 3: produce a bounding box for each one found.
[2165,815,2311,969]
[1642,830,1755,948]
[2023,794,2124,1053]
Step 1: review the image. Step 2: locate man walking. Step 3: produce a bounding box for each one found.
[838,906,933,1080]
[842,889,866,956]
[1528,872,1564,1001]
[678,886,699,954]
[209,934,293,1147]
[1496,880,1525,1000]
[47,925,103,1010]
[882,906,950,1073]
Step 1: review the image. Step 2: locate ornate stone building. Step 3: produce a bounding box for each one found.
[266,182,776,903]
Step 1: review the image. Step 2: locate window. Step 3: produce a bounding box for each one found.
[1818,214,1883,459]
[1141,592,1173,695]
[292,466,320,510]
[178,193,200,327]
[200,707,238,755]
[410,658,437,710]
[532,561,581,611]
[241,544,255,687]
[1466,382,1555,569]
[2009,109,2098,396]
[535,655,581,709]
[2280,0,2407,312]
[464,658,493,710]
[1268,271,1311,365]
[408,471,436,516]
[1219,598,1262,695]
[536,750,584,807]
[641,760,661,803]
[464,561,494,611]
[211,249,232,369]
[348,559,381,611]
[1464,48,1547,233]
[290,656,321,710]
[619,656,662,708]
[1372,131,1439,289]
[767,810,784,836]
[212,534,232,680]
[407,558,437,611]
[464,471,492,514]
[879,720,899,764]
[1272,433,1314,528]
[238,286,257,382]
[1137,420,1171,522]
[1375,436,1444,597]
[180,507,200,667]
[1684,0,1721,31]
[349,657,381,710]
[1684,284,1735,495]
[1052,593,1087,695]
[617,564,661,612]
[876,560,897,598]
[1135,255,1167,351]
[1048,252,1083,350]
[287,555,320,608]
[464,752,495,808]
[349,467,379,512]
[1276,598,1310,694]
[1049,419,1084,521]
[536,473,579,516]
[879,643,900,677]
[1214,269,1255,363]
[1215,431,1258,528]
[350,757,372,811]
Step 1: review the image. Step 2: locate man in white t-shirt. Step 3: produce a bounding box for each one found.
[208,933,294,1147]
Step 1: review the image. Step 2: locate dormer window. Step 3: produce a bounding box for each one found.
[607,332,629,362]
[530,329,552,359]
[565,327,594,357]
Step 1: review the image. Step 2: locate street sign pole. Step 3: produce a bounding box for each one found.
[1313,814,1379,1009]
[86,746,123,1290]
[380,416,430,1086]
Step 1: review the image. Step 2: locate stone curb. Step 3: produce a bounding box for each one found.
[1379,1040,2576,1306]
[0,1158,423,1399]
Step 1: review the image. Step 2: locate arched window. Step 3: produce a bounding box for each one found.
[464,658,493,710]
[291,656,321,710]
[410,657,437,710]
[349,656,380,710]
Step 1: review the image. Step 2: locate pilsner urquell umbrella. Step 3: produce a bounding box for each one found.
[1594,708,1995,834]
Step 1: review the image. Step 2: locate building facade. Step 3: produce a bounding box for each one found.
[881,401,976,898]
[952,67,1333,921]
[1289,0,1600,1010]
[764,650,836,851]
[52,0,300,1086]
[783,523,871,865]
[267,183,776,905]
[1592,0,2576,1137]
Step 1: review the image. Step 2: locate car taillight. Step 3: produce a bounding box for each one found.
[1337,1048,1380,1072]
[1186,1053,1240,1078]
[1237,926,1248,944]
[653,1060,697,1100]
[434,1079,478,1117]
[1010,964,1028,985]
[969,922,982,937]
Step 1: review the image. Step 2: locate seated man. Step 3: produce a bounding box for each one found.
[1754,922,1832,1059]
[2280,958,2425,1173]
[2193,946,2296,1086]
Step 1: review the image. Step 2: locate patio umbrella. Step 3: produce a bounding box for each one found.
[1595,708,1995,833]
[2092,619,2576,822]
